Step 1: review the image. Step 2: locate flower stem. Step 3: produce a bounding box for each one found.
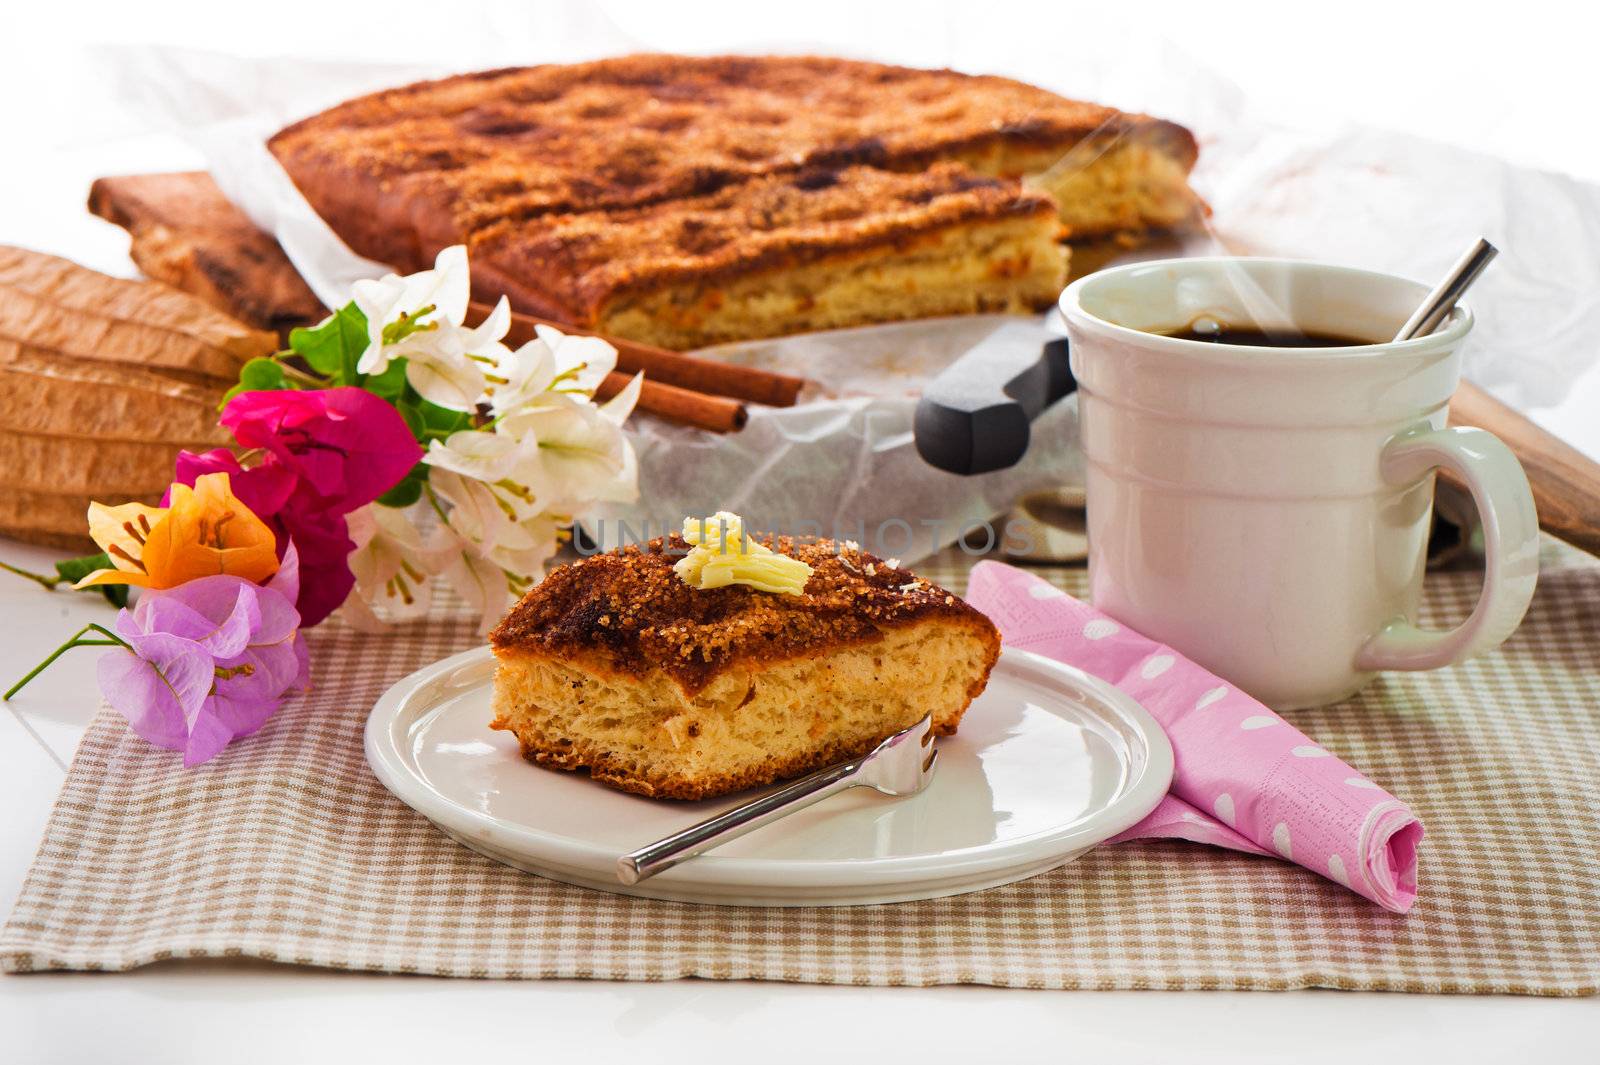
[0,559,61,592]
[272,355,334,388]
[4,623,130,701]
[424,484,450,524]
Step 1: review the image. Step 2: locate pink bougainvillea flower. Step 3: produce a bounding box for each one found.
[220,388,421,513]
[173,448,297,518]
[173,448,352,626]
[172,389,421,627]
[272,506,358,630]
[96,545,308,767]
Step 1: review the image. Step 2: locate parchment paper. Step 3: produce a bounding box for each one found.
[94,23,1600,558]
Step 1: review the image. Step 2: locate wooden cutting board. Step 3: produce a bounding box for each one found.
[87,171,1600,556]
[1448,382,1600,556]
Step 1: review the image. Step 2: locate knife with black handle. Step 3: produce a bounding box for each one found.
[912,321,1076,476]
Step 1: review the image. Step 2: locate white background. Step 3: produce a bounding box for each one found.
[4,1,1599,1061]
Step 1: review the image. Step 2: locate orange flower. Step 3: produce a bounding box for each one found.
[76,472,279,590]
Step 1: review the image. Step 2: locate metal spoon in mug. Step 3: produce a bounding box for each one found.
[1394,237,1498,342]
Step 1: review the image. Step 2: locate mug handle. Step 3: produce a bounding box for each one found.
[1356,425,1540,672]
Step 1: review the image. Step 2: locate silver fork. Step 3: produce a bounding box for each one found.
[616,714,939,885]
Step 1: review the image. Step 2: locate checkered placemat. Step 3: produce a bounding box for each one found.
[4,539,1599,993]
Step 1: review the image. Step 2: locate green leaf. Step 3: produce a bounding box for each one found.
[394,396,470,444]
[289,301,369,382]
[231,356,286,398]
[221,356,289,406]
[240,357,287,390]
[53,553,106,585]
[418,400,472,439]
[395,398,427,441]
[53,553,130,608]
[376,467,427,508]
[364,356,409,400]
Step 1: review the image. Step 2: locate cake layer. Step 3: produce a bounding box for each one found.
[492,619,995,799]
[468,164,1067,348]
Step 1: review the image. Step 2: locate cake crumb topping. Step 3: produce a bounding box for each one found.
[490,533,989,693]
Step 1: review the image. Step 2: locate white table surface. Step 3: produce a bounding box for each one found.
[6,1,1600,1060]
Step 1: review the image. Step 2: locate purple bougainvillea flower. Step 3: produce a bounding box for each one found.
[96,633,214,754]
[96,544,309,767]
[172,389,421,627]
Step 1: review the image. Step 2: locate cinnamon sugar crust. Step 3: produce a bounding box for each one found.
[489,534,995,698]
[269,53,1199,271]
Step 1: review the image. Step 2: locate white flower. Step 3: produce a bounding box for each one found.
[486,323,620,417]
[428,344,640,525]
[424,426,544,489]
[352,245,471,373]
[597,369,644,427]
[483,513,562,581]
[460,295,513,359]
[430,528,514,633]
[498,391,639,512]
[486,338,557,418]
[485,328,605,417]
[535,323,618,396]
[587,436,640,505]
[426,469,524,556]
[401,340,489,412]
[424,426,550,536]
[352,246,510,412]
[323,254,645,633]
[423,520,552,634]
[341,503,435,630]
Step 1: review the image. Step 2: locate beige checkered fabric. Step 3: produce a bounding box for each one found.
[3,539,1598,993]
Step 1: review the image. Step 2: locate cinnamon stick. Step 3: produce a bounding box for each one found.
[471,299,806,408]
[597,371,748,434]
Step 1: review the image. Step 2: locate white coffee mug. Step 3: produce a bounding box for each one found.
[1059,257,1540,709]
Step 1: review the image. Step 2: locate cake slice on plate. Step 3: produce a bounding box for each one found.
[488,514,1000,800]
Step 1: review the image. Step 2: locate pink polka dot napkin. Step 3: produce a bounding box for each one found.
[966,561,1424,913]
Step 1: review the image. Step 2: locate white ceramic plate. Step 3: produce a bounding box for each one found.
[365,646,1173,906]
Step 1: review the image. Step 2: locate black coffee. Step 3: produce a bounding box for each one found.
[1160,321,1372,348]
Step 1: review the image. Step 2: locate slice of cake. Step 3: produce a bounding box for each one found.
[467,163,1067,349]
[488,518,1000,800]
